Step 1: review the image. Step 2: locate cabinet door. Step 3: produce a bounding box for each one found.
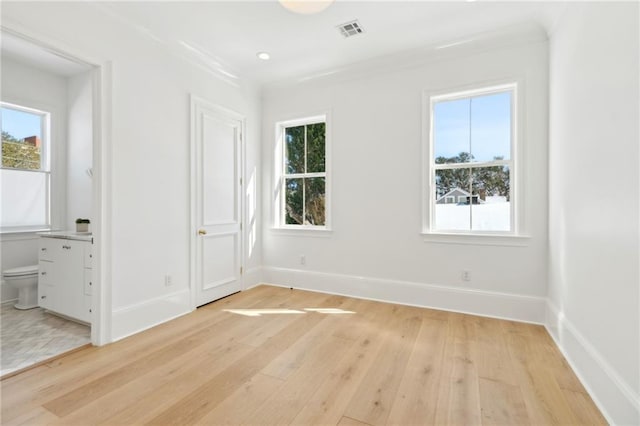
[56,240,86,321]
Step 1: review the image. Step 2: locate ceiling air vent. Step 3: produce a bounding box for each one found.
[337,20,365,38]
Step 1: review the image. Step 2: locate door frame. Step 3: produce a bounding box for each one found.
[1,24,112,345]
[189,95,246,310]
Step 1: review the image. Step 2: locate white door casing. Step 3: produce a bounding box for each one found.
[190,96,244,307]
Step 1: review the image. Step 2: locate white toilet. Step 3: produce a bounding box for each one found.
[2,265,39,310]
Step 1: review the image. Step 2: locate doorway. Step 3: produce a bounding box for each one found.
[0,28,107,376]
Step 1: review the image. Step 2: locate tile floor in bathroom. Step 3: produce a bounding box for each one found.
[0,303,90,376]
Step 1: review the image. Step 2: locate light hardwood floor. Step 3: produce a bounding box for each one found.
[1,285,606,425]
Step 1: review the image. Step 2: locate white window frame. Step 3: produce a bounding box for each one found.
[273,113,331,232]
[0,101,52,233]
[422,82,528,245]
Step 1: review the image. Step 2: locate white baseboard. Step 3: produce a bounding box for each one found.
[111,289,192,342]
[261,266,546,324]
[546,301,640,426]
[242,266,262,291]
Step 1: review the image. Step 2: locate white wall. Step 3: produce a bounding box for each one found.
[0,57,68,303]
[261,30,549,322]
[2,2,262,340]
[547,3,639,425]
[66,71,93,230]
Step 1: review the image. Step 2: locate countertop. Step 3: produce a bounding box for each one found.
[37,231,93,242]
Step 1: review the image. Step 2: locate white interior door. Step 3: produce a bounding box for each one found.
[191,97,243,307]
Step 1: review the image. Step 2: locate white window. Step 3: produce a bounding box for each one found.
[425,84,516,234]
[274,114,329,229]
[1,102,51,231]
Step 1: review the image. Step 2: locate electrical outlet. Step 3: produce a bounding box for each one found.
[461,270,471,282]
[165,275,173,286]
[300,255,306,265]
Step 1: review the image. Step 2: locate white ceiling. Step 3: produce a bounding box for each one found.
[1,1,566,84]
[97,1,564,86]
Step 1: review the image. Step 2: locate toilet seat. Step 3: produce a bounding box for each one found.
[3,265,39,278]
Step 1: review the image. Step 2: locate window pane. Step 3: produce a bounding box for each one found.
[470,91,511,162]
[1,107,43,170]
[306,122,325,173]
[434,169,470,231]
[285,178,303,225]
[285,125,305,174]
[433,98,471,164]
[471,166,510,231]
[304,177,325,226]
[1,169,48,227]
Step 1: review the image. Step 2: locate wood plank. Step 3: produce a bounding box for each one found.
[260,294,350,379]
[0,285,606,426]
[42,312,254,417]
[144,293,339,425]
[57,331,256,424]
[2,406,58,426]
[478,377,530,425]
[338,416,372,426]
[291,299,387,425]
[447,336,481,425]
[1,285,282,422]
[386,317,448,425]
[193,373,284,426]
[475,316,519,386]
[507,332,580,425]
[561,388,608,426]
[242,333,355,424]
[343,305,423,426]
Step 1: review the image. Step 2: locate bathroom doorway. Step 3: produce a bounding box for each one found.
[0,28,107,376]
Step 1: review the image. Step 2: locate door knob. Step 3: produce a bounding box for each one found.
[198,229,207,235]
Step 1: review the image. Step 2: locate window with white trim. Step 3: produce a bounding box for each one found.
[427,84,515,233]
[275,115,329,229]
[1,102,51,231]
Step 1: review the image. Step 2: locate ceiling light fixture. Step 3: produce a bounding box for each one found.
[257,52,271,60]
[278,0,335,15]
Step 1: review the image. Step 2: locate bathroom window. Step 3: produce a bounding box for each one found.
[1,102,51,231]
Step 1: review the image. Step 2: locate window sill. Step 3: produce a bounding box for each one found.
[421,232,531,247]
[270,227,333,238]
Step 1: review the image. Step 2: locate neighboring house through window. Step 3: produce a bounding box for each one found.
[274,114,329,229]
[425,84,516,233]
[1,102,51,231]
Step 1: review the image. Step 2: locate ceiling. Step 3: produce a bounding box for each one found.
[1,31,93,77]
[97,1,564,86]
[1,1,566,85]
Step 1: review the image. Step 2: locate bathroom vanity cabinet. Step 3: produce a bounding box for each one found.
[38,233,92,323]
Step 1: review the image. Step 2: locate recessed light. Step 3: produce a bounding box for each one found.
[257,52,270,61]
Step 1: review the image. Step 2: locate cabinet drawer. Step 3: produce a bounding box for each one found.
[38,261,53,285]
[39,238,56,261]
[84,270,93,295]
[38,283,54,310]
